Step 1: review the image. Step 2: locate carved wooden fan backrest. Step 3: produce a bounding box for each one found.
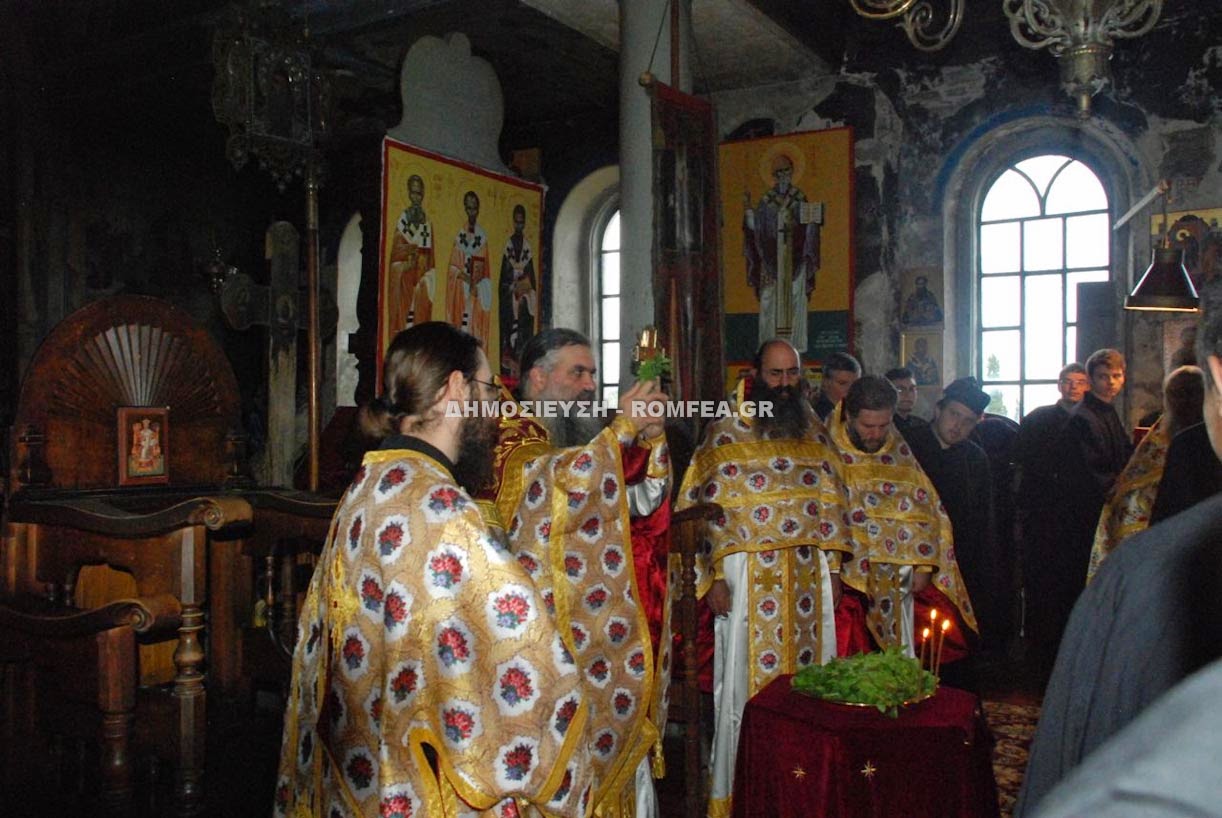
[10,295,241,492]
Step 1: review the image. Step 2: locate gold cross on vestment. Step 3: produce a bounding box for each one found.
[758,568,785,593]
[791,765,806,779]
[860,760,877,779]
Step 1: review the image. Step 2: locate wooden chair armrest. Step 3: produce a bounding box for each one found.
[670,502,722,527]
[669,502,722,555]
[6,495,254,536]
[0,593,182,637]
[244,488,337,519]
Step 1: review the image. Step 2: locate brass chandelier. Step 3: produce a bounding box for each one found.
[850,0,1164,117]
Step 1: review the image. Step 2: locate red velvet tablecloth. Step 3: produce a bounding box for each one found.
[733,676,999,818]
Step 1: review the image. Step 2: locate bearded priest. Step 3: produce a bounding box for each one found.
[675,338,854,818]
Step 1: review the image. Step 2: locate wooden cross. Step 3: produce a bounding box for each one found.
[219,222,334,489]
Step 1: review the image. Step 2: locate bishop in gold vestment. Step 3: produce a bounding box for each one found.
[675,340,849,818]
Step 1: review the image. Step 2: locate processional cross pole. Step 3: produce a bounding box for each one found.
[212,0,332,491]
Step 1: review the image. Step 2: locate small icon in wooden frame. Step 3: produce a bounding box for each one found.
[118,406,169,486]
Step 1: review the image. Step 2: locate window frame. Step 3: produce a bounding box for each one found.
[974,154,1112,420]
[592,197,621,405]
[945,120,1139,423]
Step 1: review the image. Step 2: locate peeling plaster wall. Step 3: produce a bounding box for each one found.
[712,5,1221,424]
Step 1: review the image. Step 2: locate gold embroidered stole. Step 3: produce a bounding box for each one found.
[675,413,853,598]
[825,408,978,641]
[496,417,657,815]
[276,450,591,818]
[1087,416,1170,583]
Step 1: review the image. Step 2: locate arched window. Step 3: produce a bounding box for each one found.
[977,155,1110,420]
[598,209,621,404]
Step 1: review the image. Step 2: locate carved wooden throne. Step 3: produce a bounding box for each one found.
[8,294,246,494]
[2,294,334,815]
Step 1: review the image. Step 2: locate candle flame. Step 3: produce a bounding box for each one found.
[922,627,930,639]
[929,608,938,622]
[941,619,951,632]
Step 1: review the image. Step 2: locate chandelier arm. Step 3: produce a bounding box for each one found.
[1004,0,1070,50]
[1102,0,1163,40]
[903,0,964,52]
[850,0,921,22]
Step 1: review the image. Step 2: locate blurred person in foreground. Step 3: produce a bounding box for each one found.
[1016,310,1222,817]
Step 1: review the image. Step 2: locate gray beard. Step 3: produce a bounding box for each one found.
[540,410,609,448]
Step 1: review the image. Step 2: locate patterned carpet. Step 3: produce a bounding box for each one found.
[983,699,1041,818]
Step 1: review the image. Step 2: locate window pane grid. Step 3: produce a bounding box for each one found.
[598,210,621,398]
[976,156,1109,420]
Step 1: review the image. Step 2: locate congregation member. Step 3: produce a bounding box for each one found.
[478,327,672,817]
[826,376,977,657]
[968,410,1022,653]
[1016,308,1222,817]
[1038,349,1131,662]
[1149,374,1222,524]
[675,339,853,818]
[1087,365,1204,581]
[811,351,861,422]
[1013,362,1089,672]
[885,366,929,439]
[276,323,599,817]
[905,377,999,655]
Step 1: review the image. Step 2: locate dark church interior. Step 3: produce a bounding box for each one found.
[2,1,1221,816]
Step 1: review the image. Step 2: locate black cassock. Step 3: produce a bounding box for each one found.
[1040,392,1132,656]
[1014,402,1074,667]
[1150,421,1222,524]
[906,426,997,648]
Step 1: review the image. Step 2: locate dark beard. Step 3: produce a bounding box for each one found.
[536,390,608,447]
[451,414,498,494]
[749,380,810,440]
[848,424,884,454]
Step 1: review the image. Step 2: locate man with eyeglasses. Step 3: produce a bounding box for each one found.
[885,365,929,440]
[905,377,999,666]
[676,338,852,817]
[1024,351,1131,678]
[1039,350,1132,658]
[277,323,597,817]
[476,327,672,818]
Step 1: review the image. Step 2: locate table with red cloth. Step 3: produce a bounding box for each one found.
[733,675,999,818]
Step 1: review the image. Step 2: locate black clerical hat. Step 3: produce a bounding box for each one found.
[942,376,990,415]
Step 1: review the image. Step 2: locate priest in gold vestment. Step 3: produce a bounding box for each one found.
[277,324,595,818]
[477,329,671,818]
[1086,364,1204,582]
[827,375,976,654]
[676,340,849,818]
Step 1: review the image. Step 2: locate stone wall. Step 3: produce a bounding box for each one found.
[711,4,1221,425]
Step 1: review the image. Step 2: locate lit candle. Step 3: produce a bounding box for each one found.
[935,618,951,675]
[920,626,931,668]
